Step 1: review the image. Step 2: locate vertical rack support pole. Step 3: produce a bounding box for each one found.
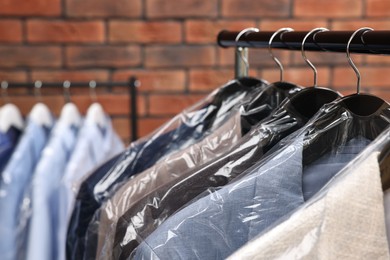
[129,76,139,142]
[235,47,249,78]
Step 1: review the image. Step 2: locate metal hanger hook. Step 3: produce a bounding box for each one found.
[235,27,260,73]
[301,27,329,87]
[1,81,10,104]
[34,80,43,102]
[89,80,98,103]
[269,27,294,82]
[346,27,373,94]
[63,80,71,103]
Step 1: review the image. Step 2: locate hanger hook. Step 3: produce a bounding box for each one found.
[268,27,294,82]
[346,27,373,94]
[235,27,259,77]
[89,80,97,103]
[34,80,43,102]
[63,80,71,103]
[1,81,9,104]
[301,27,329,87]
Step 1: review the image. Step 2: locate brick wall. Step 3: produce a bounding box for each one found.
[1,0,390,142]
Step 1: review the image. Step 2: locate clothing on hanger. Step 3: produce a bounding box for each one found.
[107,87,340,258]
[25,104,82,260]
[58,108,124,260]
[66,77,269,259]
[131,99,390,260]
[0,113,55,260]
[228,127,390,259]
[81,80,302,260]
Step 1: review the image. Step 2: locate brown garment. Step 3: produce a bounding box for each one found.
[92,111,242,259]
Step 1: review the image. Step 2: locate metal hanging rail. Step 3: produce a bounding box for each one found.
[0,77,140,142]
[218,30,390,54]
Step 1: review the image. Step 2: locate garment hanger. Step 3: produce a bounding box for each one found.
[302,27,390,166]
[29,81,53,128]
[59,80,82,127]
[339,27,386,116]
[0,81,24,132]
[287,28,341,119]
[85,80,106,129]
[244,28,303,118]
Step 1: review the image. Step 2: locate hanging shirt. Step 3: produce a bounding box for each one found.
[58,116,124,260]
[0,126,22,175]
[26,121,80,260]
[66,78,269,259]
[0,119,53,260]
[227,151,389,259]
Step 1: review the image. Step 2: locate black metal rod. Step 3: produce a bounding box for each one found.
[129,77,139,142]
[217,30,390,54]
[0,81,131,88]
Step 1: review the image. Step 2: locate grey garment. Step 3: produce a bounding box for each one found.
[133,137,370,260]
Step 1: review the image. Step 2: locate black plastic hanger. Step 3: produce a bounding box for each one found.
[302,27,390,166]
[286,28,341,119]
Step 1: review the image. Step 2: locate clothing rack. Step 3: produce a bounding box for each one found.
[217,30,390,54]
[0,76,140,142]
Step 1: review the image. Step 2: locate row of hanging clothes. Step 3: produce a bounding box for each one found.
[2,26,390,260]
[0,80,139,260]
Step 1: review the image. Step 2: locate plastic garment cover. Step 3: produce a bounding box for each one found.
[228,126,390,260]
[108,87,337,259]
[66,77,268,259]
[83,82,301,260]
[131,99,390,260]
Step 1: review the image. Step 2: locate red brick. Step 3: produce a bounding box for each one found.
[262,67,331,87]
[185,20,256,43]
[66,46,141,68]
[368,90,390,102]
[0,0,60,16]
[189,69,234,91]
[0,46,61,68]
[27,20,105,43]
[66,0,141,18]
[31,70,109,82]
[146,0,218,18]
[260,19,329,31]
[222,0,289,18]
[0,20,22,43]
[366,55,390,65]
[112,117,132,142]
[333,67,390,89]
[0,71,28,82]
[367,0,390,17]
[331,20,390,30]
[109,21,182,44]
[294,0,362,18]
[112,70,186,92]
[145,46,216,68]
[71,94,146,116]
[218,48,290,68]
[291,52,363,67]
[139,118,170,137]
[149,94,206,116]
[6,95,65,116]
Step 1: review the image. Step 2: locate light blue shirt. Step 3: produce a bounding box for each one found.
[0,119,53,260]
[26,121,80,260]
[57,116,124,260]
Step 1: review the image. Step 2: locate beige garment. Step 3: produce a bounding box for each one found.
[95,111,243,259]
[228,152,390,260]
